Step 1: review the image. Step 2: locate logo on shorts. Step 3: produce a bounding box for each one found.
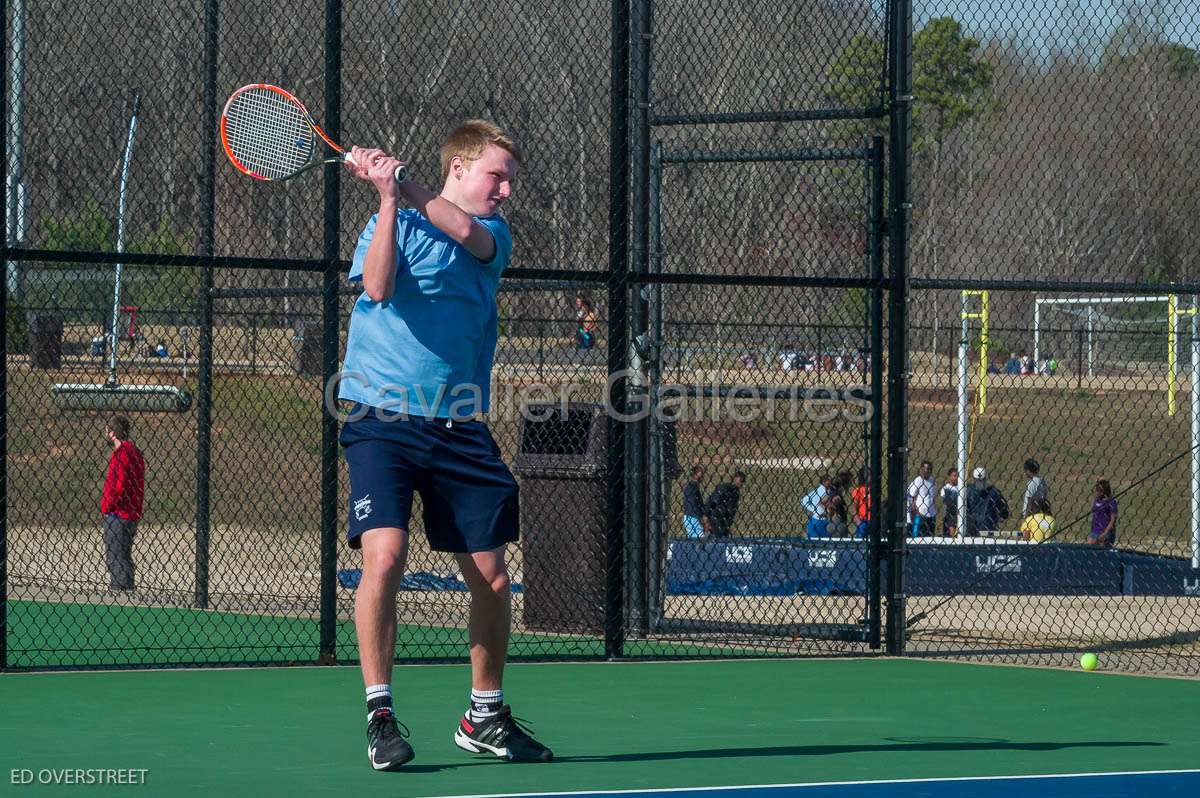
[354,495,372,521]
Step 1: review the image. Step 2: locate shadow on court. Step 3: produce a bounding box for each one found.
[397,739,1164,773]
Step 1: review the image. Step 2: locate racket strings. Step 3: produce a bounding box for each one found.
[225,88,313,179]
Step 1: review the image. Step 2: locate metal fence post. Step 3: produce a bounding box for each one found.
[623,0,652,641]
[1077,328,1085,390]
[605,0,631,659]
[867,135,885,650]
[0,0,10,670]
[194,0,219,611]
[884,0,912,656]
[318,0,344,665]
[537,319,545,381]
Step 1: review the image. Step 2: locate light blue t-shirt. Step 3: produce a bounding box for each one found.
[801,484,827,518]
[337,208,512,419]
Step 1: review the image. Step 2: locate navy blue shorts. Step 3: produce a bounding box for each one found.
[339,405,519,553]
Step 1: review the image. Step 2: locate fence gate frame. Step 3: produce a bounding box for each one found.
[634,141,886,646]
[621,0,912,654]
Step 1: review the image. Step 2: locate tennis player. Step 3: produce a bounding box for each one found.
[338,120,552,770]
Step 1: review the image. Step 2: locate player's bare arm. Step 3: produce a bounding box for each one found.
[397,180,497,263]
[347,146,406,302]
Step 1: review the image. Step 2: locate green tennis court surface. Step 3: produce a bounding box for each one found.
[2,659,1197,797]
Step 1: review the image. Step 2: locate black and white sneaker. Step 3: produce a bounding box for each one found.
[367,709,415,771]
[454,706,553,762]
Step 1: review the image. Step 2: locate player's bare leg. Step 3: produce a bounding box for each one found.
[452,547,552,762]
[357,527,415,771]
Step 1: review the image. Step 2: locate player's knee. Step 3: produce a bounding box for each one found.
[361,531,408,578]
[487,570,511,597]
[469,567,510,600]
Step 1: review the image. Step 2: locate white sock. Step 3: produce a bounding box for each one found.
[468,688,503,723]
[366,684,393,720]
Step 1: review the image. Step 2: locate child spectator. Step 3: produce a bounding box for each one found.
[907,460,936,538]
[1020,497,1056,542]
[826,495,850,538]
[802,474,832,538]
[1088,479,1118,548]
[940,468,959,537]
[682,465,705,538]
[851,468,870,539]
[1022,458,1049,518]
[704,472,745,538]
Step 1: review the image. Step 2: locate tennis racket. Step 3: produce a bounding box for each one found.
[220,83,408,182]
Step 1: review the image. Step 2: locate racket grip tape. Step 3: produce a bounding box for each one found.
[341,152,409,182]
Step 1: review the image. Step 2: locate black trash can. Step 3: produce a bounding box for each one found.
[291,319,322,376]
[27,313,63,370]
[513,402,607,634]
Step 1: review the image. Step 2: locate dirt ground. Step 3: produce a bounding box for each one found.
[9,524,1198,675]
[7,523,490,625]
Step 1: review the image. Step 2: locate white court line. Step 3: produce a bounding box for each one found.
[426,769,1200,798]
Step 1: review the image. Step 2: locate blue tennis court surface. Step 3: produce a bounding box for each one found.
[444,770,1200,798]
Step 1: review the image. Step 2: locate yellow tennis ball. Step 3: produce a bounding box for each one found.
[1080,653,1098,671]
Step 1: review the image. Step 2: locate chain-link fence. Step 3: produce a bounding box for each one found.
[898,0,1200,675]
[3,1,1198,676]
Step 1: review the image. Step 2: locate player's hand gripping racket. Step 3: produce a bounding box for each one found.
[220,84,408,182]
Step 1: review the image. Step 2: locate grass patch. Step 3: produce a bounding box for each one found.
[8,361,1196,558]
[5,601,757,668]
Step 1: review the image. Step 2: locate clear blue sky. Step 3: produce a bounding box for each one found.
[916,0,1199,54]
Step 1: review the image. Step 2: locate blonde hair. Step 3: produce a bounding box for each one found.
[441,119,519,180]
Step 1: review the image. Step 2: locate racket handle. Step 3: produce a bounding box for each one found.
[343,152,408,182]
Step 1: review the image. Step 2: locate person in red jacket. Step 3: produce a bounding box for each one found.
[101,415,145,591]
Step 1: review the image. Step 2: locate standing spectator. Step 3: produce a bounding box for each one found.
[681,465,706,539]
[1022,458,1049,518]
[101,415,145,591]
[826,495,850,537]
[1004,352,1021,375]
[704,471,745,539]
[940,468,960,537]
[812,480,845,540]
[573,292,598,351]
[907,460,936,538]
[962,467,1009,536]
[851,468,871,539]
[1020,497,1056,542]
[801,474,832,538]
[1088,479,1118,548]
